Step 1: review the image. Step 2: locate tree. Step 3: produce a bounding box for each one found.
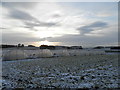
[18,43,21,47]
[21,44,24,47]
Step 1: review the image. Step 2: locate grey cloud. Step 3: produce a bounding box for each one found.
[2,2,60,31]
[47,33,118,47]
[9,9,38,21]
[52,13,61,18]
[23,20,59,31]
[25,21,58,28]
[77,21,108,35]
[39,37,53,41]
[8,9,60,31]
[2,32,44,44]
[89,21,108,27]
[2,31,54,45]
[0,27,7,29]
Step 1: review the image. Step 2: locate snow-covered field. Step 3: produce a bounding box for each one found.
[2,54,119,89]
[2,49,105,60]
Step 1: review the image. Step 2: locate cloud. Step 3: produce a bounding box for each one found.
[2,2,37,9]
[2,2,61,31]
[2,32,44,44]
[1,2,118,47]
[52,13,61,18]
[9,9,37,21]
[77,21,108,35]
[7,8,60,31]
[51,11,63,18]
[47,29,118,47]
[96,12,113,17]
[0,27,7,29]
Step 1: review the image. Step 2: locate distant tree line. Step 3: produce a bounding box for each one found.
[40,45,55,49]
[40,45,83,50]
[0,44,37,48]
[93,46,104,49]
[110,46,120,49]
[93,46,120,49]
[1,44,17,48]
[28,45,35,47]
[1,43,119,50]
[1,43,24,48]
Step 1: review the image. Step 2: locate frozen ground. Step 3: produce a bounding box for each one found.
[2,54,119,89]
[2,49,106,60]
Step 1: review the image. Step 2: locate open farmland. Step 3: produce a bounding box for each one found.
[2,54,119,89]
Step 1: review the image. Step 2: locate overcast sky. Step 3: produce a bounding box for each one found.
[1,2,118,47]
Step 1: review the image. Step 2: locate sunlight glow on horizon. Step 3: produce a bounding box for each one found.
[33,40,61,46]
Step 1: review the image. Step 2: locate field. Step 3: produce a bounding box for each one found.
[2,53,119,89]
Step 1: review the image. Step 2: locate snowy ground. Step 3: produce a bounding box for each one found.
[2,54,119,89]
[2,49,106,60]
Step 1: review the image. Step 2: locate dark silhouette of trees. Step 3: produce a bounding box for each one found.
[18,44,24,47]
[21,44,24,47]
[18,43,21,47]
[28,45,35,47]
[1,44,17,48]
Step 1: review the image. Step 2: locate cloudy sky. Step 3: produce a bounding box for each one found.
[1,2,118,47]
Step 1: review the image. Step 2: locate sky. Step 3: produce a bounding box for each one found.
[1,2,118,47]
